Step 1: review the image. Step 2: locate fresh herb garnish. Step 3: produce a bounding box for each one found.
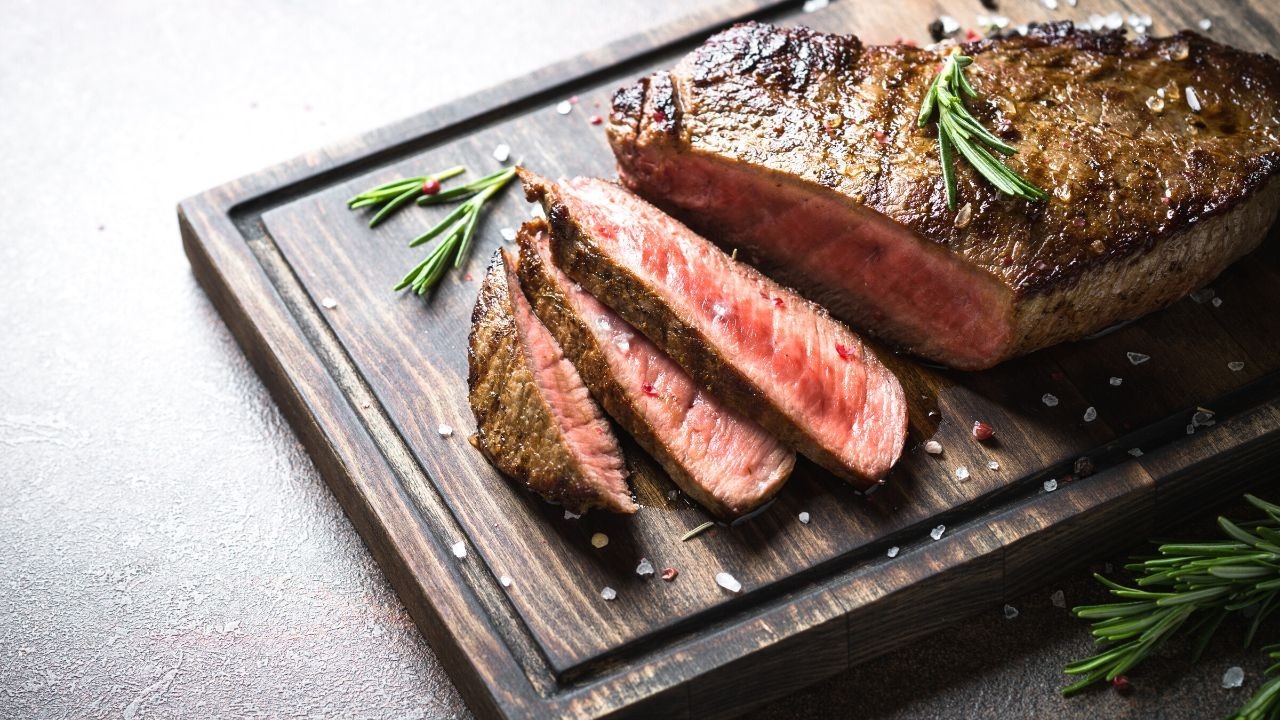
[347,166,465,227]
[1062,494,1280,696]
[917,53,1047,210]
[396,167,516,295]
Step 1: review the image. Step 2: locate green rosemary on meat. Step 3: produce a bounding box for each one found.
[917,54,1047,210]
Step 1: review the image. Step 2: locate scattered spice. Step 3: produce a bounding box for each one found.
[887,546,900,558]
[421,177,442,195]
[641,383,658,397]
[589,115,603,126]
[972,421,995,441]
[987,460,1000,471]
[1127,351,1151,365]
[930,524,946,541]
[1229,361,1245,372]
[451,541,467,559]
[635,558,655,577]
[1044,478,1059,492]
[437,424,454,437]
[1042,393,1060,407]
[681,521,715,542]
[492,144,511,163]
[1004,604,1020,619]
[955,466,970,481]
[661,567,679,582]
[321,297,338,309]
[1223,666,1244,689]
[1190,287,1215,303]
[1212,297,1224,308]
[1199,18,1213,32]
[1112,675,1133,694]
[1074,456,1096,478]
[500,227,517,242]
[715,572,743,593]
[556,100,572,115]
[591,532,609,549]
[835,343,855,360]
[798,511,811,524]
[1109,376,1123,387]
[601,586,617,601]
[1127,448,1144,457]
[1185,86,1202,114]
[563,509,581,520]
[924,440,943,455]
[1051,589,1066,608]
[1082,406,1097,423]
[499,575,513,588]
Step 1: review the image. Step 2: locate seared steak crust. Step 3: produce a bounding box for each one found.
[516,221,795,519]
[521,170,907,488]
[468,250,636,514]
[609,21,1280,368]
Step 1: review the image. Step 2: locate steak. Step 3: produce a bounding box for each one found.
[608,21,1280,369]
[520,169,907,489]
[468,249,636,514]
[516,220,795,518]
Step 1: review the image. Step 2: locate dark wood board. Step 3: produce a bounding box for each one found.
[179,0,1280,717]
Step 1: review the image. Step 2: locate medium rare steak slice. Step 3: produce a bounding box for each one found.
[468,249,636,514]
[516,220,795,518]
[520,170,907,489]
[609,21,1280,369]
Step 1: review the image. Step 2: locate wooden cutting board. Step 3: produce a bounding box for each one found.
[179,0,1280,717]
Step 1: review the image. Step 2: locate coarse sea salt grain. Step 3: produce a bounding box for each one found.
[1110,377,1123,386]
[564,509,581,520]
[801,0,828,12]
[451,541,467,559]
[955,466,970,481]
[1051,590,1066,608]
[556,100,572,115]
[1224,666,1245,689]
[1041,0,1058,10]
[1229,361,1246,372]
[1083,407,1097,423]
[500,227,517,242]
[321,297,338,309]
[1190,287,1215,303]
[924,440,943,455]
[591,532,609,549]
[492,143,511,163]
[499,575,512,588]
[1044,478,1059,492]
[930,525,946,541]
[437,424,454,437]
[887,546,900,558]
[1186,86,1202,113]
[1004,604,1020,619]
[988,460,1000,471]
[1199,18,1213,31]
[614,335,631,353]
[635,558,655,577]
[716,572,742,593]
[601,586,617,601]
[1128,448,1144,457]
[1127,351,1151,365]
[1212,297,1224,308]
[530,204,546,219]
[1042,393,1060,407]
[798,511,811,524]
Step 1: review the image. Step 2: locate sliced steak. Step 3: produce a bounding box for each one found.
[520,170,907,489]
[468,249,636,514]
[515,220,795,518]
[608,21,1280,369]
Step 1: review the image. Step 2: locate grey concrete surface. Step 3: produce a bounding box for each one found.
[0,1,1274,718]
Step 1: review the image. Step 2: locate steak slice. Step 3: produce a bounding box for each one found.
[516,220,795,518]
[608,21,1280,370]
[468,249,636,514]
[520,169,907,489]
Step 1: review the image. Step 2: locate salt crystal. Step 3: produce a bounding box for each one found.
[1105,12,1124,30]
[1212,297,1223,308]
[1229,361,1245,372]
[1192,410,1215,427]
[451,541,467,559]
[987,460,1000,471]
[499,575,512,588]
[886,546,900,558]
[601,586,617,601]
[530,204,546,219]
[1083,407,1097,423]
[712,302,729,320]
[1051,590,1066,608]
[1042,393,1060,407]
[801,0,828,12]
[591,532,609,549]
[1087,14,1105,30]
[924,440,943,455]
[955,466,970,481]
[556,100,572,115]
[437,424,454,437]
[930,525,946,541]
[1003,604,1019,619]
[1185,87,1202,113]
[500,227,517,242]
[798,511,811,524]
[939,15,960,34]
[595,316,611,332]
[1199,18,1213,31]
[635,558,655,577]
[614,335,631,353]
[1044,478,1059,492]
[1041,0,1058,10]
[1128,448,1144,457]
[715,572,742,593]
[1187,424,1197,435]
[1190,287,1215,303]
[320,297,338,309]
[492,143,511,163]
[1127,351,1151,365]
[1223,666,1244,689]
[564,510,581,520]
[1110,377,1123,386]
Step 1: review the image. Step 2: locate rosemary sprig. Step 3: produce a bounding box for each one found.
[347,165,465,227]
[1230,645,1280,720]
[395,167,516,295]
[917,54,1047,210]
[1062,495,1280,696]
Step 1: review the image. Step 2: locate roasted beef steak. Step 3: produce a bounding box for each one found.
[516,220,795,518]
[521,170,907,488]
[609,21,1280,369]
[468,249,636,514]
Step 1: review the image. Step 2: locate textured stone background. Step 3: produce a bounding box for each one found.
[0,1,1274,717]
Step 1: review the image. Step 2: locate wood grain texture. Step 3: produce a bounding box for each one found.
[180,0,1280,717]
